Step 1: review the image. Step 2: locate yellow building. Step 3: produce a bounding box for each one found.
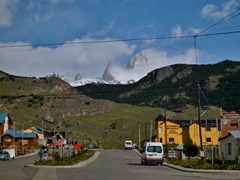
[155,114,221,147]
[189,121,221,146]
[155,117,189,145]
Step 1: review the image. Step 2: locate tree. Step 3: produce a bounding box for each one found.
[183,137,198,157]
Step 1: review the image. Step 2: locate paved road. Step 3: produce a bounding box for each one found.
[0,149,240,180]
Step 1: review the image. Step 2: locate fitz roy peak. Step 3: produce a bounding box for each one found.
[126,51,148,69]
[101,51,149,82]
[69,51,149,87]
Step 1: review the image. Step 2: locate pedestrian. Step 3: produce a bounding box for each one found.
[38,149,43,161]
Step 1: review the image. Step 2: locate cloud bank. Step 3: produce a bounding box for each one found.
[0,38,204,82]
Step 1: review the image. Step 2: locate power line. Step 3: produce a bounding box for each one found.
[0,35,193,49]
[195,6,240,37]
[0,30,239,49]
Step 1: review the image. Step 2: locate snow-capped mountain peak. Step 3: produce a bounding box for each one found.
[126,51,148,69]
[67,51,150,87]
[74,72,84,81]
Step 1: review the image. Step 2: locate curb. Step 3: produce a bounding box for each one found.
[163,162,240,174]
[24,150,102,169]
[133,149,240,174]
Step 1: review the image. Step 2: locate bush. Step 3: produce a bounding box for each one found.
[166,158,240,170]
[34,150,94,166]
[183,137,198,157]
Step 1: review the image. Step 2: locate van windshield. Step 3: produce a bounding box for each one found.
[147,146,162,153]
[125,142,132,145]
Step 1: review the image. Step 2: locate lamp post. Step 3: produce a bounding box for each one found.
[22,124,24,154]
[42,119,44,144]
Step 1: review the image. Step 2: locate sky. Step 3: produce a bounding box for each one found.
[0,0,239,82]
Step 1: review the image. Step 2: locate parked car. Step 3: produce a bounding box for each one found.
[41,146,48,153]
[0,151,10,160]
[3,148,15,159]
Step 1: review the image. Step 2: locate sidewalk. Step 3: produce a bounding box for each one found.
[133,149,240,174]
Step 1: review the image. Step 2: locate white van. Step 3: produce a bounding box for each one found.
[124,140,133,150]
[141,142,164,165]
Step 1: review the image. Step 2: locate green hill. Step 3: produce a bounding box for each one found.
[2,59,234,149]
[76,60,240,113]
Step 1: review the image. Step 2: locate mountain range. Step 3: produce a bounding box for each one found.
[68,51,149,86]
[75,60,240,114]
[1,59,240,115]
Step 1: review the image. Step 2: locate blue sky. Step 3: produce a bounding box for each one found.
[0,0,239,81]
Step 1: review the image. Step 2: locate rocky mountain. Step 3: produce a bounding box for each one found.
[102,61,115,82]
[75,60,240,113]
[74,72,84,81]
[126,51,148,69]
[70,51,149,86]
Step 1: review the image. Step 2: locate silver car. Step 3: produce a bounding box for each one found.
[0,151,10,160]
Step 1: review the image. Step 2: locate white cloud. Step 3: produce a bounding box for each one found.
[0,38,208,83]
[87,19,116,37]
[171,24,185,37]
[201,0,239,20]
[188,28,203,35]
[0,0,19,27]
[0,38,136,81]
[108,48,205,82]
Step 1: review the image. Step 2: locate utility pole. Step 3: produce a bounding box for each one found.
[164,111,168,157]
[132,130,134,143]
[42,119,45,143]
[145,121,147,140]
[150,119,152,142]
[22,124,24,154]
[197,83,203,151]
[138,123,141,149]
[13,121,15,146]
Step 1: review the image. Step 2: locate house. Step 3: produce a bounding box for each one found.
[0,112,13,136]
[188,120,221,146]
[24,127,44,139]
[221,111,240,138]
[154,113,221,147]
[51,132,66,149]
[155,114,189,145]
[1,130,38,147]
[219,130,240,161]
[23,127,45,145]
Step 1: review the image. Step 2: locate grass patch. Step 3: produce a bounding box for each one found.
[34,150,95,166]
[166,158,240,170]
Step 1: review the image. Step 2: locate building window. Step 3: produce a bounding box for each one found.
[206,126,211,131]
[206,137,211,142]
[231,123,238,127]
[159,127,162,132]
[228,143,232,155]
[169,138,174,143]
[182,126,188,132]
[159,138,162,143]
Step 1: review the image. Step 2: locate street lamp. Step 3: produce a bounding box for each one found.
[22,124,24,154]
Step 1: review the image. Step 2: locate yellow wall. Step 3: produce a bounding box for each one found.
[156,120,220,147]
[189,123,220,146]
[155,120,185,145]
[24,128,44,139]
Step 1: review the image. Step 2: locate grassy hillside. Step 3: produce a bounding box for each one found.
[0,71,220,149]
[76,60,240,113]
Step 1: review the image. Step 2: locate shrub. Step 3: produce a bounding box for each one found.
[183,137,198,157]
